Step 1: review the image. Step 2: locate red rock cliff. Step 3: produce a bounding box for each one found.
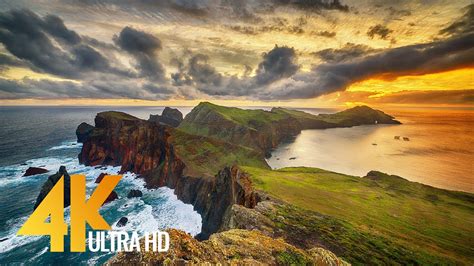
[78,111,258,239]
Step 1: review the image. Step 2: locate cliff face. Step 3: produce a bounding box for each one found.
[78,112,259,239]
[78,111,184,185]
[78,103,402,264]
[178,103,302,154]
[78,104,401,240]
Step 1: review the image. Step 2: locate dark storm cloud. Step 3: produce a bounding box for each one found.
[255,45,299,85]
[0,53,29,69]
[0,9,77,78]
[42,14,81,45]
[171,54,222,87]
[171,45,300,97]
[439,4,474,36]
[0,9,128,79]
[313,43,381,63]
[367,24,393,40]
[261,33,474,100]
[114,26,162,54]
[114,26,165,81]
[0,9,176,100]
[72,45,110,71]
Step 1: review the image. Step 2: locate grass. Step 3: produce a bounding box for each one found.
[171,128,269,177]
[243,166,474,265]
[180,102,288,131]
[97,111,140,121]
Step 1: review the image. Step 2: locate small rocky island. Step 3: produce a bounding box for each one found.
[34,103,474,264]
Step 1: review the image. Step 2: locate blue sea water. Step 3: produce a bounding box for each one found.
[0,106,199,264]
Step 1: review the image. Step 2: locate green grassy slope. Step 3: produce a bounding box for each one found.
[179,103,400,145]
[243,166,474,264]
[171,128,269,177]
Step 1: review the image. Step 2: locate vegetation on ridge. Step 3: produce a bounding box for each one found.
[243,166,474,264]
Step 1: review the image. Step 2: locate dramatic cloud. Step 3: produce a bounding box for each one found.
[114,26,165,81]
[0,9,78,78]
[367,24,393,40]
[439,4,474,36]
[0,9,127,79]
[261,33,474,99]
[171,54,222,87]
[255,45,299,85]
[313,43,380,63]
[0,2,472,105]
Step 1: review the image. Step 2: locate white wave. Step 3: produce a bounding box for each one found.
[29,247,49,262]
[1,155,202,260]
[48,141,82,151]
[148,187,202,236]
[0,216,42,253]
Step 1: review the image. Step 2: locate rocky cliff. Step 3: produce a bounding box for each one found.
[77,103,402,264]
[78,111,260,239]
[108,229,349,265]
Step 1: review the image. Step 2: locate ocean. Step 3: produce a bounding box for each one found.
[266,108,474,193]
[0,106,199,264]
[0,106,472,263]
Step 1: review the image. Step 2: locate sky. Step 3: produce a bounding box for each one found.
[0,0,472,107]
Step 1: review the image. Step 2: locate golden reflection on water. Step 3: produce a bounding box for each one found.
[267,109,474,192]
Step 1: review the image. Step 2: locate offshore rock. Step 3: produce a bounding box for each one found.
[95,172,108,183]
[104,191,118,205]
[127,189,143,198]
[116,217,128,227]
[23,167,48,177]
[34,166,70,210]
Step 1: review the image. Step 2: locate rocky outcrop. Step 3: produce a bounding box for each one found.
[34,166,70,210]
[76,122,94,143]
[78,111,259,239]
[104,191,118,204]
[148,107,183,127]
[23,167,48,177]
[108,229,349,265]
[127,189,143,198]
[175,166,260,239]
[116,217,128,227]
[95,172,107,183]
[78,111,185,185]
